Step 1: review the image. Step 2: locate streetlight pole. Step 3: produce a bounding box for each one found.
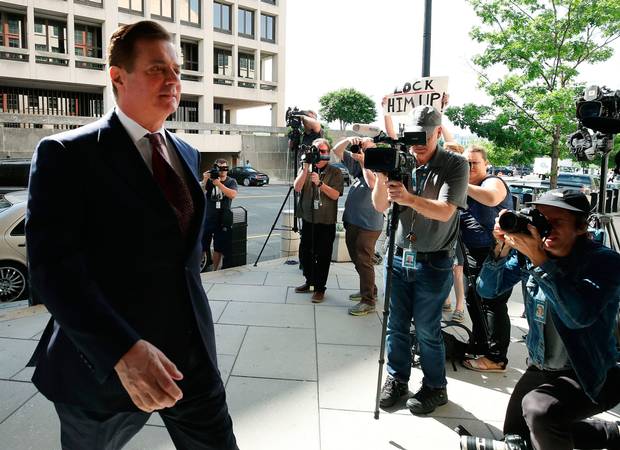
[422,0,432,77]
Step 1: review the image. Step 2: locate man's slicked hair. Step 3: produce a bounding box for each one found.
[108,20,172,97]
[466,144,488,161]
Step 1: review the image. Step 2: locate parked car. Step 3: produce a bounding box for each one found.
[487,166,514,177]
[0,190,28,302]
[330,162,351,186]
[228,167,270,186]
[553,172,600,195]
[0,159,31,194]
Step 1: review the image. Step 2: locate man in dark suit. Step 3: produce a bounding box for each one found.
[26,21,238,449]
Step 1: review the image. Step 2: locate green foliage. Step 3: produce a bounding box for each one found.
[454,0,620,184]
[318,88,377,131]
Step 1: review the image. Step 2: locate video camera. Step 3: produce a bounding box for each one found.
[363,131,426,182]
[286,106,314,147]
[568,85,619,162]
[498,208,552,238]
[299,144,330,166]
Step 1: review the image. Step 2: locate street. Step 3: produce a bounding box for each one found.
[233,183,349,265]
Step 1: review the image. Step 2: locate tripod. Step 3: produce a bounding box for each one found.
[254,138,301,266]
[590,152,620,252]
[374,201,402,420]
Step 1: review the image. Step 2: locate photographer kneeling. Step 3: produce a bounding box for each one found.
[474,189,620,450]
[203,158,238,271]
[294,138,344,303]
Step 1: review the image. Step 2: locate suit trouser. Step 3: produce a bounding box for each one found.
[299,220,335,292]
[503,365,620,450]
[344,222,381,304]
[54,342,238,450]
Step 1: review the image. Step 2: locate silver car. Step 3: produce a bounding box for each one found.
[0,190,28,302]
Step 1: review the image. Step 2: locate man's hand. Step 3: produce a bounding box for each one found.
[212,178,222,187]
[503,225,548,267]
[386,180,414,207]
[310,172,321,186]
[114,340,184,413]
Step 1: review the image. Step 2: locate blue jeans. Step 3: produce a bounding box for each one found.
[385,253,453,388]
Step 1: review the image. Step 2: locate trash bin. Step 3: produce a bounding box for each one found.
[223,206,247,269]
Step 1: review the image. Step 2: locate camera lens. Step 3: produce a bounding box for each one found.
[350,144,361,154]
[498,211,522,233]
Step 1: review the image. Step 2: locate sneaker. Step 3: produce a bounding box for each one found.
[442,303,453,313]
[379,375,408,408]
[295,283,312,293]
[348,302,376,316]
[349,291,362,301]
[406,384,448,414]
[452,309,465,323]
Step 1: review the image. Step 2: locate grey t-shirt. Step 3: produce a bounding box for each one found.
[297,164,344,224]
[396,146,469,252]
[543,309,571,371]
[342,152,384,231]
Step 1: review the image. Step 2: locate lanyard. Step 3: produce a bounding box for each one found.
[406,165,429,246]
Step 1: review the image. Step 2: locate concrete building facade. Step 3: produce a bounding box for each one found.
[0,0,287,165]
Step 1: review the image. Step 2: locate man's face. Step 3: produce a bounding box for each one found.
[410,126,441,161]
[111,38,181,128]
[464,150,488,184]
[218,163,229,180]
[536,205,586,257]
[316,145,330,169]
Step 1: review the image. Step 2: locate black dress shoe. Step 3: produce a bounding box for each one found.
[295,283,312,293]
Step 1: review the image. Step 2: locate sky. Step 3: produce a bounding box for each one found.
[237,0,620,132]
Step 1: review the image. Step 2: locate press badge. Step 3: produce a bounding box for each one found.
[534,299,547,324]
[215,201,221,209]
[402,249,417,269]
[313,199,320,210]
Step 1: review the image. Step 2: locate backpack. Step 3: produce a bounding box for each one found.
[410,320,473,371]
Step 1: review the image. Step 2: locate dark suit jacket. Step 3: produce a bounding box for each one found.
[26,110,220,412]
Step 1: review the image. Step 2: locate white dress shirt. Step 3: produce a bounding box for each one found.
[115,107,186,179]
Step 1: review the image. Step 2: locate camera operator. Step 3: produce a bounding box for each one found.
[474,189,620,450]
[293,138,344,303]
[300,110,323,146]
[373,105,469,414]
[202,158,238,271]
[459,145,515,373]
[332,136,384,316]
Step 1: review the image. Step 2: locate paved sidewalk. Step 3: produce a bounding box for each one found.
[0,257,618,450]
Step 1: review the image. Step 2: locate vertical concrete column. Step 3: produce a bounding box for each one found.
[67,14,75,69]
[26,2,35,72]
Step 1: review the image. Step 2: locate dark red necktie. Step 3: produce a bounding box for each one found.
[147,133,195,237]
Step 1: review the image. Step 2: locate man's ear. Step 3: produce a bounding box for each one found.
[109,66,123,90]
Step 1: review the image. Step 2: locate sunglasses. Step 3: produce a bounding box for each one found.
[468,161,482,168]
[218,167,229,171]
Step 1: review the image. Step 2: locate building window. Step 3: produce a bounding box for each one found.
[34,17,68,64]
[261,54,274,81]
[181,41,199,71]
[238,8,254,38]
[262,0,276,4]
[75,0,103,6]
[1,86,104,118]
[238,52,255,79]
[0,12,27,49]
[74,23,102,58]
[118,0,143,14]
[151,0,173,19]
[213,2,231,32]
[214,48,232,76]
[180,0,200,25]
[260,14,275,42]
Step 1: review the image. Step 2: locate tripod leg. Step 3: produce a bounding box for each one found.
[254,185,295,266]
[607,220,620,251]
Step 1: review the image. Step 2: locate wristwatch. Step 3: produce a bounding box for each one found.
[318,181,324,188]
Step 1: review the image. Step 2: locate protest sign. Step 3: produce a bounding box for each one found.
[383,76,449,116]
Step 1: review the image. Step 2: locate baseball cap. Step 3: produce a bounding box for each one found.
[528,188,591,214]
[406,105,442,135]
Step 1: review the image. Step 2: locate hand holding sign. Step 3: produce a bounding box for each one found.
[383,76,449,116]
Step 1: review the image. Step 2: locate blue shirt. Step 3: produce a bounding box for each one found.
[342,152,384,231]
[477,238,620,401]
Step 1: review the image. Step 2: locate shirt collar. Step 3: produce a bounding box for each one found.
[115,106,166,146]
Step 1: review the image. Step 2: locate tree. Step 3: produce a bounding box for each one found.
[318,88,376,131]
[446,0,620,187]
